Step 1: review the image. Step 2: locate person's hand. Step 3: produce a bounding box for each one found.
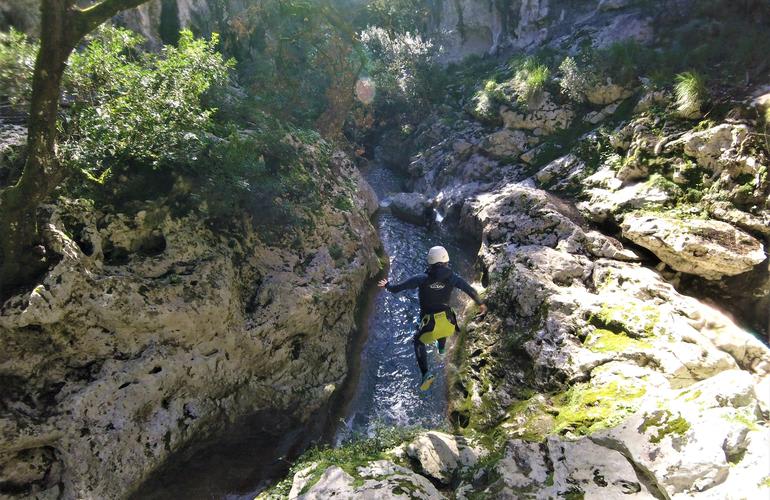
[478,303,488,315]
[378,279,389,288]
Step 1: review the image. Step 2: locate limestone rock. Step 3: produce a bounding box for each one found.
[289,461,445,499]
[389,192,433,225]
[579,182,673,222]
[534,154,587,192]
[584,101,620,124]
[500,94,574,135]
[621,213,766,279]
[481,128,528,160]
[584,81,633,105]
[707,201,770,237]
[671,123,755,176]
[405,431,486,484]
[0,152,380,499]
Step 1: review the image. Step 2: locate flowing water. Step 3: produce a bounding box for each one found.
[334,161,479,442]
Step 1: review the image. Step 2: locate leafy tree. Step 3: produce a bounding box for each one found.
[62,27,232,175]
[0,0,152,296]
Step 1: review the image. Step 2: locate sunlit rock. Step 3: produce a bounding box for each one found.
[621,213,766,279]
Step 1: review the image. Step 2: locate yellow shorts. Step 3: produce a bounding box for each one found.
[418,310,458,344]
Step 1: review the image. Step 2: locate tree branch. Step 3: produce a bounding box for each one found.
[72,0,149,38]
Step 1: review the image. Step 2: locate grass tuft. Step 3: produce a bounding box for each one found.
[674,71,707,116]
[511,56,550,107]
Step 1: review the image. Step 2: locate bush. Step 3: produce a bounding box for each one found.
[0,28,36,107]
[558,56,589,102]
[61,27,233,174]
[674,71,706,116]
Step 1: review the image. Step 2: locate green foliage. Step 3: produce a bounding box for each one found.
[218,0,364,128]
[674,71,706,116]
[61,27,233,174]
[0,28,36,107]
[361,0,431,33]
[360,26,445,121]
[511,56,550,107]
[196,116,327,236]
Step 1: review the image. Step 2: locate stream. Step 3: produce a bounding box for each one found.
[131,160,478,499]
[334,160,478,442]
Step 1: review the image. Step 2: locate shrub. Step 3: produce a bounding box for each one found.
[0,28,37,108]
[674,71,706,117]
[61,27,233,174]
[558,56,590,102]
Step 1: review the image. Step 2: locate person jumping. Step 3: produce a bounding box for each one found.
[378,246,487,391]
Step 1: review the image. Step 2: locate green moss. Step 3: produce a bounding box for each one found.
[722,408,761,432]
[592,301,661,338]
[759,476,770,488]
[646,173,682,195]
[639,410,691,443]
[552,381,647,436]
[679,388,702,402]
[258,426,421,498]
[505,379,647,440]
[334,195,353,211]
[584,328,652,352]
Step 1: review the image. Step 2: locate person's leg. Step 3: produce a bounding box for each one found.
[413,330,429,376]
[437,337,447,355]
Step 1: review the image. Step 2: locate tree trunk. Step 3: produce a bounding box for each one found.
[0,1,77,295]
[0,0,151,297]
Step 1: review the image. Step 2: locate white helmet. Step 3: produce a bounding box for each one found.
[427,246,450,265]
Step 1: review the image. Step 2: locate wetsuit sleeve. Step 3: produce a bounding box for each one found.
[452,274,484,305]
[386,274,427,293]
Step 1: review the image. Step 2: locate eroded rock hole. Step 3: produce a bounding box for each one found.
[450,410,470,428]
[103,241,130,265]
[290,338,303,360]
[138,232,166,257]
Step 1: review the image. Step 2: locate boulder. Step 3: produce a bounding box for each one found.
[405,431,486,484]
[389,192,433,225]
[0,152,381,499]
[707,201,770,237]
[621,213,766,279]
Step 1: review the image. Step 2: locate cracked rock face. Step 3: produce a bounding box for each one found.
[0,153,380,499]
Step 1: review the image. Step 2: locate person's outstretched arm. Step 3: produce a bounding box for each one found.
[452,274,488,313]
[378,274,426,292]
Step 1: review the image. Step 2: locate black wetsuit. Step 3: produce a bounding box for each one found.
[386,264,483,376]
